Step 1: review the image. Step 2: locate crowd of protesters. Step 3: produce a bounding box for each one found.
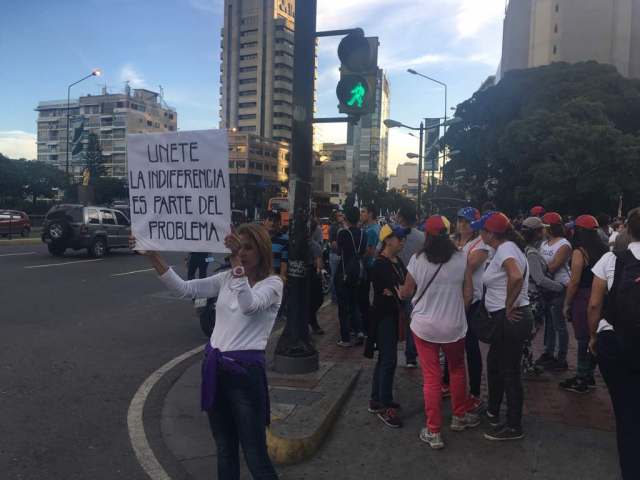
[129,200,639,480]
[328,202,639,479]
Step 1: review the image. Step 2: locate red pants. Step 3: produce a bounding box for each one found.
[414,334,470,433]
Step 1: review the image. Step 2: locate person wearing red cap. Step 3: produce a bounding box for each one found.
[559,215,608,393]
[474,212,533,441]
[537,212,572,371]
[530,206,545,218]
[399,215,480,449]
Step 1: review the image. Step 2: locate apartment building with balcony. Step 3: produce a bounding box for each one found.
[35,85,176,180]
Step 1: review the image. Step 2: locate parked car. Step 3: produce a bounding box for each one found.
[0,210,31,237]
[41,204,131,257]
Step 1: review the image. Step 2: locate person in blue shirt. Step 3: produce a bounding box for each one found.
[358,205,381,337]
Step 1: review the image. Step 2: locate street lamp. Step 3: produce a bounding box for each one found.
[385,117,453,214]
[66,69,101,179]
[407,68,448,134]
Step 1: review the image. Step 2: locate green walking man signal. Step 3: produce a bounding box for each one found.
[347,82,366,108]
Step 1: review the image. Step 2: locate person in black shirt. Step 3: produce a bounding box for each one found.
[335,207,367,346]
[366,224,408,429]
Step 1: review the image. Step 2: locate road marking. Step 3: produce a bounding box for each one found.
[127,345,203,480]
[0,252,37,257]
[25,259,103,269]
[111,268,157,277]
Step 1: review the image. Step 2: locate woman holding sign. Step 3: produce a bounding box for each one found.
[131,224,282,479]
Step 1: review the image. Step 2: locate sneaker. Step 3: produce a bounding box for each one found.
[485,410,501,428]
[547,359,569,372]
[559,377,590,394]
[484,425,524,441]
[585,375,596,388]
[420,428,444,449]
[311,327,325,335]
[535,352,556,367]
[368,400,385,414]
[523,365,547,381]
[354,332,365,346]
[451,412,482,431]
[405,361,418,369]
[336,340,352,348]
[387,401,402,410]
[441,385,451,398]
[377,408,402,428]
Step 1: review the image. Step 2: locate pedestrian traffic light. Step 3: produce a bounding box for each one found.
[336,32,378,119]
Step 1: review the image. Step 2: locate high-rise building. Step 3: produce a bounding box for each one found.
[500,0,640,79]
[219,0,295,143]
[346,68,390,183]
[35,86,176,180]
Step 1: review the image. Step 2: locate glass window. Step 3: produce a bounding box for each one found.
[115,211,130,226]
[101,210,115,225]
[88,209,100,224]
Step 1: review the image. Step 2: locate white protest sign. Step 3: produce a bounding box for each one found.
[127,129,231,253]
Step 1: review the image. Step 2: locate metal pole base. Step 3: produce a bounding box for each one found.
[273,351,319,374]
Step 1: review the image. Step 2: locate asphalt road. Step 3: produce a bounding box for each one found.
[0,243,218,480]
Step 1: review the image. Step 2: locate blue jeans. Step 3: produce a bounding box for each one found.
[207,365,278,480]
[329,253,339,303]
[543,290,568,362]
[371,315,399,405]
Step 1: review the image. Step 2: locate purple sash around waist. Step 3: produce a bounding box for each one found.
[201,343,270,424]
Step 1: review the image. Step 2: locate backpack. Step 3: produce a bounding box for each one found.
[341,229,366,288]
[606,250,640,370]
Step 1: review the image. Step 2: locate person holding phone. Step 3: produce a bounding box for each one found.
[130,223,282,480]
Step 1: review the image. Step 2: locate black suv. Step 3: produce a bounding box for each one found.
[42,204,131,257]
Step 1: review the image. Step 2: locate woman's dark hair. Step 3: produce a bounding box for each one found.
[548,223,566,239]
[421,234,457,264]
[494,226,526,252]
[344,206,360,225]
[628,207,640,240]
[521,227,541,245]
[572,227,608,266]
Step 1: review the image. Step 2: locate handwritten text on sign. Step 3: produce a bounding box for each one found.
[127,129,230,252]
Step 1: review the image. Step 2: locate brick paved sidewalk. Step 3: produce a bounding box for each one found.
[312,303,615,432]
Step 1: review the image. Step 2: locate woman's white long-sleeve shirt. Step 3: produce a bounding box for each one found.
[160,268,283,352]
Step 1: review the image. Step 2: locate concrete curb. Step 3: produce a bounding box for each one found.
[266,363,361,465]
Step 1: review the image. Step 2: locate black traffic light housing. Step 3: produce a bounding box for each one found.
[336,31,378,120]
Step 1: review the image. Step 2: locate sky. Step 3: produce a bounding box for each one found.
[0,0,507,175]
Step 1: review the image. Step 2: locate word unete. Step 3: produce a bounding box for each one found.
[147,142,199,163]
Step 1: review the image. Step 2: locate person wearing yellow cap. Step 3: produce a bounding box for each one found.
[366,224,409,428]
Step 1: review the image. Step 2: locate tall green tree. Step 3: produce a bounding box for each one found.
[443,61,640,215]
[22,161,69,205]
[83,133,106,183]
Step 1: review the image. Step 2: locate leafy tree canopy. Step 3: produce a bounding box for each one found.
[443,61,640,215]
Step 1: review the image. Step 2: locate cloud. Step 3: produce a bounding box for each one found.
[0,131,37,160]
[453,0,505,39]
[119,63,146,88]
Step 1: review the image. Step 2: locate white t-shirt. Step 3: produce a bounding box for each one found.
[462,237,493,303]
[160,268,283,351]
[591,242,640,332]
[608,231,619,251]
[407,251,467,344]
[540,238,572,286]
[483,241,530,313]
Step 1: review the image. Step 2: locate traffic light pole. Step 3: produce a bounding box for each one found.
[273,0,319,374]
[417,121,424,218]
